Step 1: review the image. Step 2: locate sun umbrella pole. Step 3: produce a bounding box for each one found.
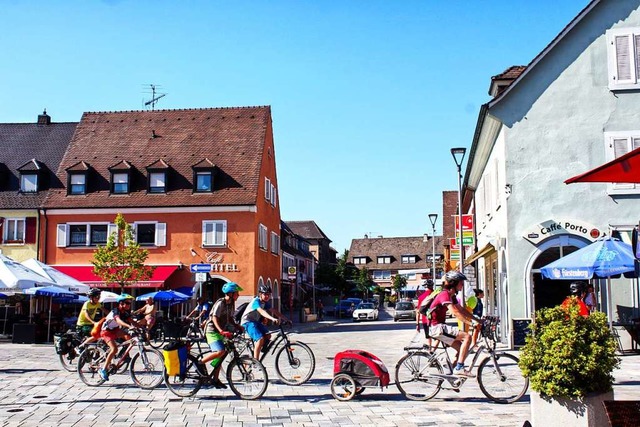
[607,277,613,329]
[48,296,52,343]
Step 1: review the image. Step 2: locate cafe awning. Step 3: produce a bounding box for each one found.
[465,243,496,266]
[565,146,640,184]
[54,265,178,288]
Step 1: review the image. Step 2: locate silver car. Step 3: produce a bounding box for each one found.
[393,301,416,322]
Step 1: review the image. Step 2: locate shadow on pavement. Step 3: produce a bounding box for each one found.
[0,368,58,374]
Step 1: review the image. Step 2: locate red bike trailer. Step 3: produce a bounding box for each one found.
[330,349,390,401]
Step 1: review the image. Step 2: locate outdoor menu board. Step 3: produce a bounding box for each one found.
[512,318,532,348]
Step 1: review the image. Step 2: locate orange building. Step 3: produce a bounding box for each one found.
[41,106,282,305]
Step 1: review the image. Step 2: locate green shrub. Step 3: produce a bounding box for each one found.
[518,298,619,398]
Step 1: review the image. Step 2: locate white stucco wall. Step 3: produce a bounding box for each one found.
[488,0,640,321]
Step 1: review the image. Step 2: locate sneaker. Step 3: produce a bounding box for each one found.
[453,367,475,378]
[98,368,109,381]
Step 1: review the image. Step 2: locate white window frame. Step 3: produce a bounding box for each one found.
[112,172,129,194]
[607,27,640,90]
[258,224,268,250]
[56,222,116,247]
[3,218,25,243]
[377,256,391,264]
[270,231,280,254]
[270,183,277,207]
[265,178,271,201]
[604,131,640,194]
[372,270,391,280]
[69,173,86,195]
[401,255,416,264]
[20,174,38,193]
[195,171,212,192]
[202,220,227,247]
[353,257,366,265]
[149,171,166,193]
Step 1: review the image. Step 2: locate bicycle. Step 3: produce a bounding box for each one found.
[395,316,529,403]
[164,331,269,400]
[77,327,164,389]
[238,321,315,386]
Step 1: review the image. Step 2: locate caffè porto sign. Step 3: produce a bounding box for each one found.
[523,219,604,245]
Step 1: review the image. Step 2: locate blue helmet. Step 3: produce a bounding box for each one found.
[117,293,134,303]
[222,282,243,294]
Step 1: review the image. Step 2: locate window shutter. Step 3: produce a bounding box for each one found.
[216,221,227,246]
[265,178,271,200]
[615,34,633,83]
[56,224,68,247]
[612,137,634,190]
[24,217,37,244]
[155,223,167,247]
[108,223,118,245]
[0,217,4,244]
[202,222,210,246]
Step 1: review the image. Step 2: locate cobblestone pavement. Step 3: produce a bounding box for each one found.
[1,309,638,426]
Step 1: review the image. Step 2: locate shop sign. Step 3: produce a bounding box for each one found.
[453,214,474,245]
[287,266,297,280]
[523,219,604,245]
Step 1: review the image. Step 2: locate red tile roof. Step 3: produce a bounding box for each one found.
[44,106,272,209]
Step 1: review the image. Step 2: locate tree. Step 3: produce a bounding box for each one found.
[328,250,354,297]
[355,267,373,298]
[392,274,407,296]
[92,213,156,293]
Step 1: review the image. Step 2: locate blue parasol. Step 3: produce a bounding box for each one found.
[25,285,79,342]
[540,238,638,280]
[136,290,190,303]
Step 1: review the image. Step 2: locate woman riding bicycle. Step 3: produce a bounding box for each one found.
[99,294,140,381]
[240,284,288,360]
[201,281,244,389]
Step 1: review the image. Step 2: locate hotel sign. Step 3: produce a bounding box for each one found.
[523,219,604,245]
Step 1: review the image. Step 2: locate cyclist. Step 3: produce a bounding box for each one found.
[240,284,287,360]
[561,281,589,317]
[134,297,157,340]
[99,294,139,381]
[201,282,244,389]
[416,280,436,350]
[428,271,482,377]
[76,288,107,348]
[187,296,211,329]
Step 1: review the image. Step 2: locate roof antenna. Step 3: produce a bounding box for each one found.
[143,84,166,111]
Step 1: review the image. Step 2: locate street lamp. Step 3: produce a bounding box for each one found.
[428,213,438,284]
[450,147,466,274]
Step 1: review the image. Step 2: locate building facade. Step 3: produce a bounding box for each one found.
[464,0,640,345]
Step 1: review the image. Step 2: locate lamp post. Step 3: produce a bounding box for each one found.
[451,147,467,303]
[428,213,438,284]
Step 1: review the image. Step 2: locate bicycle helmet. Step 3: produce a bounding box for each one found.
[425,280,434,289]
[88,288,102,298]
[222,282,243,294]
[116,293,134,303]
[569,282,587,296]
[258,284,272,294]
[444,271,467,284]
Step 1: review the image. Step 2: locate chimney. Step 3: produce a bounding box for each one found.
[37,109,51,125]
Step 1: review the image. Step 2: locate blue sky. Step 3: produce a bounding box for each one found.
[1,0,588,253]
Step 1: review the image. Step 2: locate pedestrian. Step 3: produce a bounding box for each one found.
[561,282,589,317]
[416,280,436,350]
[316,300,324,320]
[584,284,597,312]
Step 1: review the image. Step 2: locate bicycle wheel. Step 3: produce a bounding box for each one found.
[164,354,204,397]
[149,329,165,349]
[477,352,529,403]
[274,341,316,385]
[130,348,165,389]
[77,346,107,386]
[59,347,80,372]
[395,352,443,401]
[226,355,268,400]
[330,373,357,401]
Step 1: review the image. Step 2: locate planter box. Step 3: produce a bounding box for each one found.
[530,390,613,427]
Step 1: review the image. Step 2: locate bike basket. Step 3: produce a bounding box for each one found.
[163,341,188,376]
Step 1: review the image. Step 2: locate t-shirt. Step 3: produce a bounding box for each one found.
[102,307,133,331]
[205,298,236,334]
[417,289,433,324]
[76,300,103,326]
[429,291,455,325]
[196,302,211,319]
[561,297,589,317]
[240,296,271,324]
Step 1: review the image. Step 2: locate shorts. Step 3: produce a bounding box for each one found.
[206,332,225,352]
[76,325,93,337]
[101,328,124,342]
[145,315,156,328]
[429,323,460,346]
[243,321,269,341]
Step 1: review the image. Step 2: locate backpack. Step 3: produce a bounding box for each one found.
[418,290,441,316]
[234,301,250,323]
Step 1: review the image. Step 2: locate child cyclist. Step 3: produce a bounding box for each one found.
[201,282,244,389]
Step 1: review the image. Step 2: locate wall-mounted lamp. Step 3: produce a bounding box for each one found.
[505,184,512,198]
[190,248,198,258]
[178,262,184,270]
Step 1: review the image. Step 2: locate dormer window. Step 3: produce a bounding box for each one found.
[109,160,132,195]
[66,161,91,196]
[353,257,367,265]
[17,159,43,193]
[377,256,392,264]
[69,174,86,195]
[146,159,169,194]
[21,173,38,193]
[401,255,417,264]
[192,158,215,193]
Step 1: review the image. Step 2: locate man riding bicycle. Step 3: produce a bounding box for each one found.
[201,281,244,389]
[240,284,287,360]
[76,288,108,348]
[428,271,482,377]
[99,294,140,381]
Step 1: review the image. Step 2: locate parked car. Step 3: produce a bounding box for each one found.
[352,303,379,322]
[393,301,416,322]
[334,300,356,317]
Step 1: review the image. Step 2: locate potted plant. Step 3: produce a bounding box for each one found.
[519,298,620,426]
